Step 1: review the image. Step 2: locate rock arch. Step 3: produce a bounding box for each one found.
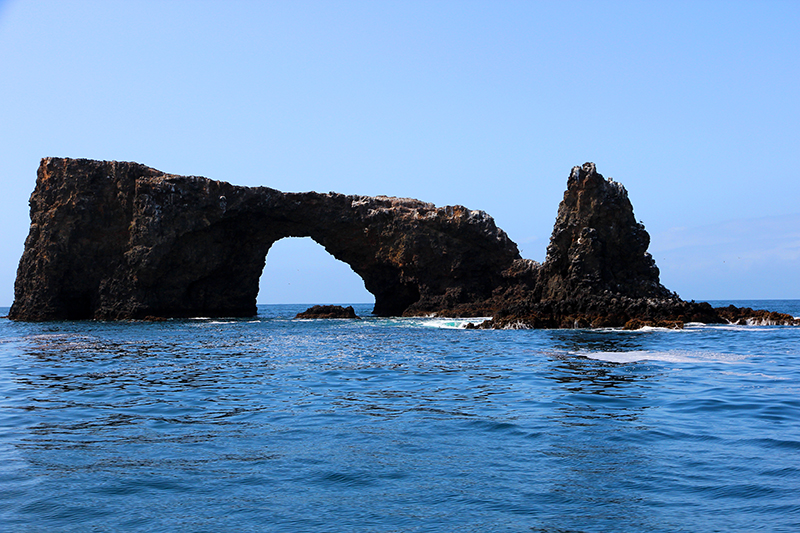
[12,158,797,328]
[10,158,521,320]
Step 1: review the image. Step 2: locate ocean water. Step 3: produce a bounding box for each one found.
[1,300,798,532]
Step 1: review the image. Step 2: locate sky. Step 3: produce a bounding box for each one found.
[1,0,798,306]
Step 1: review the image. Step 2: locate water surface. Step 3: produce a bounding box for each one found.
[1,301,799,532]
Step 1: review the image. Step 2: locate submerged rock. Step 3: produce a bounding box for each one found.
[295,305,360,319]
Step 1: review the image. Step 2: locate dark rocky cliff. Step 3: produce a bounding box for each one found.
[10,158,520,320]
[479,163,797,328]
[10,157,797,327]
[538,162,672,301]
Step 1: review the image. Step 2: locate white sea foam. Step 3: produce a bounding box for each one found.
[698,323,782,332]
[419,317,492,329]
[580,349,748,364]
[611,325,689,333]
[720,370,788,380]
[501,321,531,330]
[367,316,490,329]
[610,322,784,333]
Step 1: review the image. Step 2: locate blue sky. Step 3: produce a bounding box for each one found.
[1,0,798,306]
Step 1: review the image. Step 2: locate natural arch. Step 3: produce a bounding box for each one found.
[10,158,522,320]
[258,237,373,305]
[15,158,791,329]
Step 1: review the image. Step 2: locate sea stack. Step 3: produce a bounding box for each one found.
[538,162,672,301]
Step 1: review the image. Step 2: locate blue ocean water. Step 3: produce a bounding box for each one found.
[1,301,799,532]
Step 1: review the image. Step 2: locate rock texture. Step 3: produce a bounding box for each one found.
[537,163,672,301]
[715,305,799,326]
[10,158,519,320]
[479,162,692,328]
[476,163,798,328]
[10,157,797,328]
[295,305,359,319]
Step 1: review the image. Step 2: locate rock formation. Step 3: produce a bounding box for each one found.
[10,157,797,327]
[537,162,672,301]
[10,158,519,320]
[476,163,797,328]
[295,305,359,319]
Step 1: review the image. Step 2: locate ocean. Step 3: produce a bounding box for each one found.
[1,300,798,532]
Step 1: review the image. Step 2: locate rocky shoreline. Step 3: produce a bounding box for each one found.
[9,158,797,328]
[469,299,799,329]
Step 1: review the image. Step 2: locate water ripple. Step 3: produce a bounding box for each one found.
[1,303,799,532]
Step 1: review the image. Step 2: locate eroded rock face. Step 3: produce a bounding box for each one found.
[477,162,713,328]
[479,163,798,329]
[538,162,672,301]
[11,157,794,328]
[10,158,521,320]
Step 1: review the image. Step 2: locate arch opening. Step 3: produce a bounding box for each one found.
[257,237,374,306]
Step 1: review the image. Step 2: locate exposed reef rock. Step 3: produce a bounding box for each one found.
[295,305,360,319]
[10,157,796,328]
[715,305,799,326]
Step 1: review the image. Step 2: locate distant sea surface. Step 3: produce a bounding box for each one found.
[1,300,799,532]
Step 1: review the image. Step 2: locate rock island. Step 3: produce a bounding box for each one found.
[9,158,798,327]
